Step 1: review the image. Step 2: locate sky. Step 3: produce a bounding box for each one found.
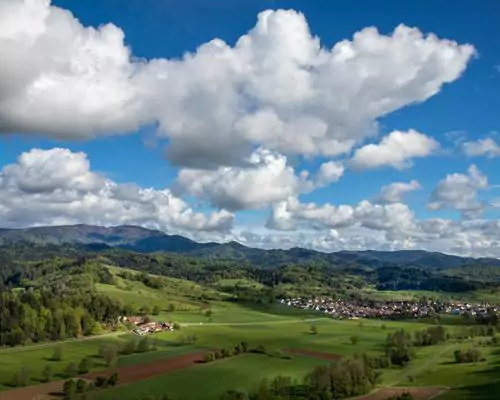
[1,0,500,256]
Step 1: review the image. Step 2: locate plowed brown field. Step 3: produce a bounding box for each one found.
[0,349,210,400]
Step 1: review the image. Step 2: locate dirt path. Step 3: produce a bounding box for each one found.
[0,349,210,400]
[180,317,327,327]
[285,348,343,361]
[0,332,125,355]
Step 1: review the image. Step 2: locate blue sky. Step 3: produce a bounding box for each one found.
[0,0,499,255]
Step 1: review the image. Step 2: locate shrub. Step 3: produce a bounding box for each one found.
[51,346,63,361]
[41,365,53,383]
[65,362,78,378]
[240,341,249,353]
[76,379,87,393]
[350,335,360,345]
[107,372,119,387]
[11,367,29,387]
[78,358,92,374]
[221,347,233,358]
[63,379,76,395]
[94,376,108,388]
[204,352,216,363]
[252,344,267,354]
[454,348,482,363]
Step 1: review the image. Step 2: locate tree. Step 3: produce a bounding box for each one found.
[78,357,92,374]
[107,372,119,387]
[240,341,249,353]
[350,335,360,345]
[122,337,138,355]
[137,337,151,353]
[12,367,29,387]
[94,376,108,388]
[65,362,78,378]
[41,364,53,383]
[205,309,213,318]
[51,346,63,361]
[76,379,87,393]
[204,352,215,363]
[141,305,151,315]
[63,379,77,400]
[100,344,118,367]
[167,303,176,312]
[152,305,161,315]
[385,329,414,366]
[173,322,180,330]
[221,347,232,358]
[310,325,318,335]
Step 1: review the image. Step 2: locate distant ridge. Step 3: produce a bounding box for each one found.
[0,224,499,270]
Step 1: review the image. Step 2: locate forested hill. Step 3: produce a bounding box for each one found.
[1,224,500,270]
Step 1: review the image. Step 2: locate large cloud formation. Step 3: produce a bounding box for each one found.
[0,0,474,168]
[0,148,233,232]
[2,1,498,257]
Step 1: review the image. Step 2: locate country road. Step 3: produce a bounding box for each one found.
[0,317,327,354]
[0,331,125,354]
[180,317,327,327]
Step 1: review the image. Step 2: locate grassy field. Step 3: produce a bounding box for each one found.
[96,353,330,400]
[2,304,500,399]
[0,333,198,390]
[3,266,500,399]
[90,318,500,400]
[360,287,500,303]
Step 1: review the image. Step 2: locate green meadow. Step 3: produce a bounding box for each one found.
[96,353,329,400]
[2,266,500,400]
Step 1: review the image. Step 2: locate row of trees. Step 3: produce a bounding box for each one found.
[62,373,118,400]
[219,354,382,400]
[204,342,249,363]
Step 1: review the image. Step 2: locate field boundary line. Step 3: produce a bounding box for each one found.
[0,331,125,354]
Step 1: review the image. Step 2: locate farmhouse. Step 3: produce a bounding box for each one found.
[132,320,175,336]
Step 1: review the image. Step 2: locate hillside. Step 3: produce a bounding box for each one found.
[1,224,500,270]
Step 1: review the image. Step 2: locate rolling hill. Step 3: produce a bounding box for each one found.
[0,224,499,270]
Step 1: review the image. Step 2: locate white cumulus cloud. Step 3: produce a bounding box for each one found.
[349,130,439,170]
[0,1,475,168]
[0,148,233,232]
[462,138,500,158]
[377,180,421,203]
[427,165,488,219]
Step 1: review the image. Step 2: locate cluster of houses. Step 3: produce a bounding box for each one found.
[119,316,175,336]
[280,297,499,320]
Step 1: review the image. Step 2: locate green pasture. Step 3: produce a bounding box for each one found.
[360,287,500,303]
[0,333,195,390]
[398,340,500,400]
[96,353,330,400]
[214,278,264,290]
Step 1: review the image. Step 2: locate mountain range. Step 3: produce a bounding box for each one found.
[1,224,499,270]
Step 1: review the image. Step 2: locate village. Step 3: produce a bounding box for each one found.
[119,315,176,336]
[280,297,499,320]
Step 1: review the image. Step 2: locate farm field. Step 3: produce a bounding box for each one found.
[96,353,331,400]
[0,333,197,391]
[3,266,500,400]
[2,303,500,399]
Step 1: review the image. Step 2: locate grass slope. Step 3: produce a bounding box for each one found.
[97,353,329,400]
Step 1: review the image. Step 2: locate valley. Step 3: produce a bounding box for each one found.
[1,225,500,400]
